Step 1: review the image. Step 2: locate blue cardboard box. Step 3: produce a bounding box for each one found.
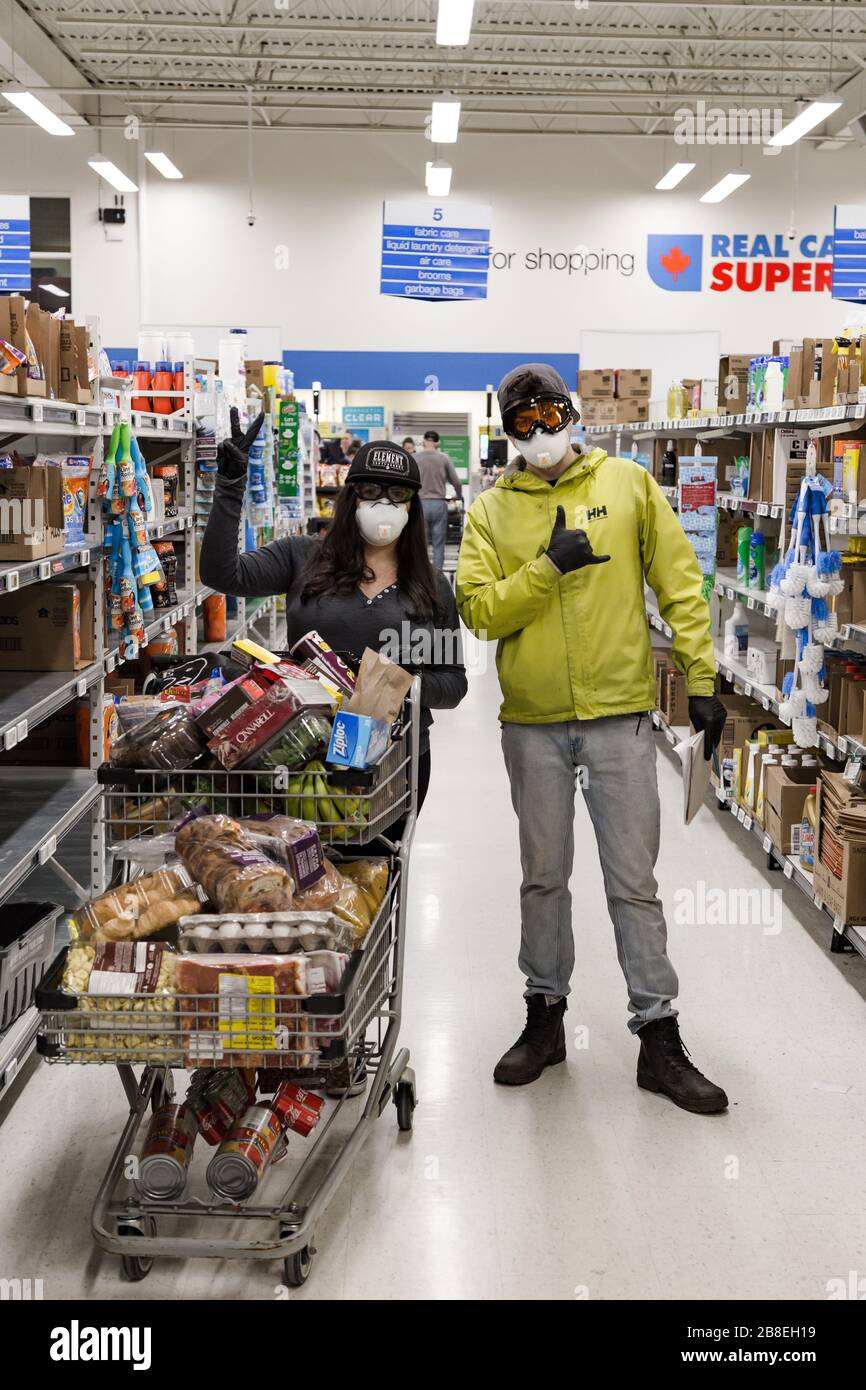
[327,710,391,770]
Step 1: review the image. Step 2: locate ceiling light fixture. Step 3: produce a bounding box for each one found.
[699,172,751,204]
[431,98,461,143]
[655,162,696,191]
[88,158,138,193]
[2,89,75,136]
[436,0,474,47]
[767,94,842,148]
[39,283,69,297]
[426,161,452,196]
[144,151,183,179]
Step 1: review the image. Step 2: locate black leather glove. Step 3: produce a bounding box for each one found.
[688,695,727,761]
[545,504,610,574]
[217,407,265,480]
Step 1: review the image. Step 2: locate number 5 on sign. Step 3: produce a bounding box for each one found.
[432,207,444,221]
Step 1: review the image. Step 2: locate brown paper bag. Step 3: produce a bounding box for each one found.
[345,648,412,724]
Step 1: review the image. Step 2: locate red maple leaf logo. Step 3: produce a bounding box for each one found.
[660,245,691,280]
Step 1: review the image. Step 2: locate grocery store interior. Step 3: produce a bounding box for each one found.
[1,0,866,1312]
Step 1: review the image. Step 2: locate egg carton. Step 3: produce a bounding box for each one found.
[178,911,355,955]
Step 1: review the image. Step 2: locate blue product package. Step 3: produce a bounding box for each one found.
[327,711,391,769]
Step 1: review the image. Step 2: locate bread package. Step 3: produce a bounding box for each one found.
[175,813,294,913]
[72,867,198,941]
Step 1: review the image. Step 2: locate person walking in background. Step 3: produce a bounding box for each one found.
[456,362,728,1114]
[401,437,416,455]
[416,430,463,571]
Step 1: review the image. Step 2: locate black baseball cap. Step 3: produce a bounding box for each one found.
[345,441,421,491]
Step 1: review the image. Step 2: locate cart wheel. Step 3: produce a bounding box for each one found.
[395,1082,415,1132]
[149,1068,175,1112]
[284,1246,313,1288]
[118,1223,154,1283]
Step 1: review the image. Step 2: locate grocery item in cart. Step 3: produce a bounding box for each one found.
[178,910,355,954]
[289,629,356,696]
[235,814,326,891]
[259,710,332,771]
[344,646,413,725]
[326,710,390,770]
[332,876,376,944]
[290,855,343,911]
[338,859,389,924]
[271,1081,324,1137]
[71,866,202,942]
[175,952,309,1067]
[110,705,204,770]
[136,1103,197,1200]
[60,941,177,1060]
[206,1104,284,1200]
[175,813,295,913]
[186,1067,257,1145]
[207,682,304,771]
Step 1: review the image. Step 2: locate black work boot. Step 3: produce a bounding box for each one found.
[494,995,567,1086]
[637,1016,728,1114]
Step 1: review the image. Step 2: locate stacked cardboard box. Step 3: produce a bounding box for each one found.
[654,655,688,725]
[814,772,866,925]
[717,354,756,415]
[0,579,96,671]
[0,296,92,402]
[762,762,816,854]
[577,369,615,426]
[614,367,651,424]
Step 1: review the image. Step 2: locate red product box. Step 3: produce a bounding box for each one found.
[208,683,303,769]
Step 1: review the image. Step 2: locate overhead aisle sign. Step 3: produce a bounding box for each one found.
[832,204,866,303]
[380,200,491,301]
[0,195,31,292]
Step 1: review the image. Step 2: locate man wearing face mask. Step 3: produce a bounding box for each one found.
[456,363,728,1113]
[201,421,467,822]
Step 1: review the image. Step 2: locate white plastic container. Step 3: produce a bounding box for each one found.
[764,360,784,412]
[723,601,749,660]
[167,329,195,364]
[138,329,166,371]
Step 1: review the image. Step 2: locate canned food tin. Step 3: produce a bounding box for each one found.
[206,1105,283,1201]
[136,1103,196,1200]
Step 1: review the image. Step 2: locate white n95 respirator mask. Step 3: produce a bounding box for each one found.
[356,499,409,546]
[511,426,571,471]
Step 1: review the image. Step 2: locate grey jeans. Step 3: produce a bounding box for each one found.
[501,715,679,1033]
[422,498,449,571]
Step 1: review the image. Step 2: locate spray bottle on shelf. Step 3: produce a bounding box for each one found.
[723,601,749,661]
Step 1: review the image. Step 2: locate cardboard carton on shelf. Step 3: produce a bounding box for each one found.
[613,397,649,424]
[717,354,755,415]
[58,319,93,406]
[813,772,866,926]
[580,399,616,426]
[0,463,66,562]
[615,368,652,399]
[0,294,45,398]
[796,338,836,411]
[762,762,816,856]
[577,369,615,399]
[0,579,95,671]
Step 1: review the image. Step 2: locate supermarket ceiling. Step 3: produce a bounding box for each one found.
[2,0,866,140]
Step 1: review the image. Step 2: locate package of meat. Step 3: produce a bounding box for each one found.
[176,952,309,1068]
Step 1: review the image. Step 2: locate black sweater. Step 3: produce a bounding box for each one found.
[199,474,468,750]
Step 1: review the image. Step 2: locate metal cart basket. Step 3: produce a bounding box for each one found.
[35,678,421,1287]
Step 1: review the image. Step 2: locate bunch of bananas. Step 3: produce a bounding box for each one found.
[284,760,366,838]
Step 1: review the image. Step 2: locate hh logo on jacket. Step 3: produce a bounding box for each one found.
[573,504,608,527]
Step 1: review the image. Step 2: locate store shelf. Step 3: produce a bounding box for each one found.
[102,409,193,441]
[652,703,866,962]
[586,402,866,437]
[0,395,104,438]
[0,1005,40,1104]
[713,566,775,618]
[0,544,93,594]
[0,662,103,751]
[0,768,100,903]
[717,493,785,520]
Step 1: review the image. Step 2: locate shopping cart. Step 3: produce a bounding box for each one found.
[35,678,421,1287]
[443,498,464,589]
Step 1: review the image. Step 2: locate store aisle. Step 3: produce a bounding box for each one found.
[2,656,866,1302]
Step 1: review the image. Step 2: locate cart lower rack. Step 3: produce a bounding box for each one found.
[35,678,422,1287]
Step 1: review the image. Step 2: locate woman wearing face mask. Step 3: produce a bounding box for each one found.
[200,417,467,815]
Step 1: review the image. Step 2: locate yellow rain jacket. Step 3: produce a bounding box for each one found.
[456,447,715,723]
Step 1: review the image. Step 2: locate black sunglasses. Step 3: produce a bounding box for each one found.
[351,480,415,504]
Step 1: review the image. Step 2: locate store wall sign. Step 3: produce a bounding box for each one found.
[648,230,833,294]
[342,406,385,428]
[380,200,491,301]
[831,205,866,303]
[0,194,31,292]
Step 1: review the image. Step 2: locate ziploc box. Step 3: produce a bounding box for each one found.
[327,710,390,770]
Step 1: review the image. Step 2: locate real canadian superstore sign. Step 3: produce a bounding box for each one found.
[489,229,834,295]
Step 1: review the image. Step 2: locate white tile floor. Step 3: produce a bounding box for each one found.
[2,658,866,1301]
